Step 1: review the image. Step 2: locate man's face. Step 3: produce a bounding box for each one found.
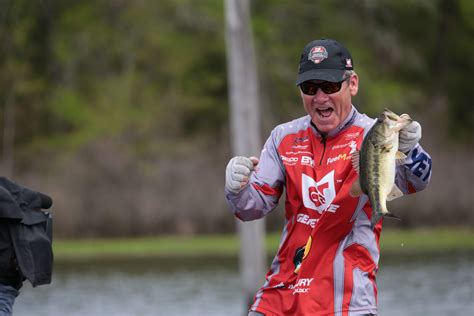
[300,73,359,134]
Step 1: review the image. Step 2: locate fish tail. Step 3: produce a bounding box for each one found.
[371,210,401,229]
[384,211,402,221]
[370,212,383,229]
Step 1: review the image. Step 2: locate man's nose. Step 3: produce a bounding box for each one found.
[313,87,329,102]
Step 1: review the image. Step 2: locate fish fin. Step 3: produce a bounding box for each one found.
[384,211,402,221]
[396,151,407,159]
[351,150,360,173]
[371,210,402,229]
[387,184,404,201]
[395,150,407,165]
[381,144,393,153]
[349,177,363,197]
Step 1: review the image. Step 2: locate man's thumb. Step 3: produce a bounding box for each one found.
[249,156,259,167]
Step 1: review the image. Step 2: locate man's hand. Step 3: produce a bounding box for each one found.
[399,114,422,153]
[225,156,259,194]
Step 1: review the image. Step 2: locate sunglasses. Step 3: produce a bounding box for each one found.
[299,76,350,95]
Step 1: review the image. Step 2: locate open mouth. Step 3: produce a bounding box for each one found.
[316,107,333,118]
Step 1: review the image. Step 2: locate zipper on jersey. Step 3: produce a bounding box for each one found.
[319,134,327,166]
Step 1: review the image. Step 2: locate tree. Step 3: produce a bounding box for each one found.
[225,0,265,309]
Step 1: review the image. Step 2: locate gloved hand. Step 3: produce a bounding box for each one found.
[225,156,259,194]
[398,115,422,153]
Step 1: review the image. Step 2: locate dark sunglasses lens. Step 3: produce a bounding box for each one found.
[300,80,344,95]
[300,82,317,95]
[320,82,342,94]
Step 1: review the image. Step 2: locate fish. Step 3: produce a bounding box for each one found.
[350,108,412,228]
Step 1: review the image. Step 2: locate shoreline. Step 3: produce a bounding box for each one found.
[53,227,474,262]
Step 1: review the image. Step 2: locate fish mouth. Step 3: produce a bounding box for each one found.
[399,113,413,124]
[382,108,413,126]
[382,108,401,121]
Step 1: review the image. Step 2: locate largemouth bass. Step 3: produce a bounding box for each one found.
[350,109,412,228]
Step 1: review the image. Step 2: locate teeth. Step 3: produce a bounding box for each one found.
[316,107,332,117]
[316,108,333,118]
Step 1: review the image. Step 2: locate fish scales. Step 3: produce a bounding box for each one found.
[351,109,411,228]
[361,130,391,216]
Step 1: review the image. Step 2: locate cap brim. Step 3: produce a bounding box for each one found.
[295,69,346,85]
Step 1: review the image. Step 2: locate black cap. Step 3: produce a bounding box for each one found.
[296,38,354,85]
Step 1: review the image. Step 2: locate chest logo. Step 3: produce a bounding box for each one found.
[302,171,339,214]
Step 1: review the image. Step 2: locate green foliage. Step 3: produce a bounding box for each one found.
[1,0,471,237]
[256,1,450,118]
[0,0,472,163]
[1,0,229,158]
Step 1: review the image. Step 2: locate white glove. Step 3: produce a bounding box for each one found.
[399,117,422,153]
[225,156,259,194]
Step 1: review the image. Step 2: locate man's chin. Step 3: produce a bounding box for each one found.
[312,118,337,134]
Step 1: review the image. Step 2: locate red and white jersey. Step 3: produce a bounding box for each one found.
[225,106,432,315]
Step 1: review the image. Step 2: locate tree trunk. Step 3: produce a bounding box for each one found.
[224,0,265,312]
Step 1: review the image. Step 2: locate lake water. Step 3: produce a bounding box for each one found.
[13,253,473,315]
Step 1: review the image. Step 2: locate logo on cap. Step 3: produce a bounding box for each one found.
[308,46,328,64]
[345,58,352,68]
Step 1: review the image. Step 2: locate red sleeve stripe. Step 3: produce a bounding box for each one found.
[407,181,417,194]
[252,183,282,196]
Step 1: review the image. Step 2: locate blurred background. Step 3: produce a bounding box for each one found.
[0,0,473,237]
[0,0,473,315]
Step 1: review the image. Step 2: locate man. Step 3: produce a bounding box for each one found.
[0,178,53,316]
[225,38,432,315]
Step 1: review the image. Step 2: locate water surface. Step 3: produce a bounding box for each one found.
[14,253,473,315]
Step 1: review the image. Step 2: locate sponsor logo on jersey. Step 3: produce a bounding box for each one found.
[296,213,317,228]
[289,277,314,295]
[301,155,314,167]
[285,151,313,156]
[302,171,339,214]
[344,131,360,140]
[294,136,309,144]
[281,155,298,165]
[291,145,309,149]
[293,236,313,277]
[327,141,356,164]
[327,153,351,164]
[331,140,357,151]
[405,147,432,181]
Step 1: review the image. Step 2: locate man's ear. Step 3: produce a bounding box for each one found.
[349,73,359,96]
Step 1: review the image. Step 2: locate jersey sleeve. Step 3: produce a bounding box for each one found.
[395,143,432,194]
[225,128,286,221]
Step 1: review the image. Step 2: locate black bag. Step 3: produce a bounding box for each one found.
[0,177,53,287]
